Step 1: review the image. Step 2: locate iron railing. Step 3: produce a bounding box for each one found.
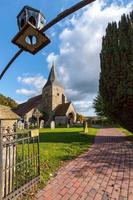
[0,127,40,200]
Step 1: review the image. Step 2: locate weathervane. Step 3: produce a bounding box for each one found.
[0,0,95,80]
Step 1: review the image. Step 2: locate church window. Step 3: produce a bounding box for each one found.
[57,93,59,96]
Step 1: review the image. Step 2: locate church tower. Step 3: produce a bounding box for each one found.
[42,63,67,119]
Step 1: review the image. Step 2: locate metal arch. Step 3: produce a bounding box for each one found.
[0,0,95,80]
[42,0,95,32]
[0,49,23,80]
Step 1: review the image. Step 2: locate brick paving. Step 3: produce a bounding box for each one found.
[35,128,133,200]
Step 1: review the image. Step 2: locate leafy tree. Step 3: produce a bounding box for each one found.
[0,93,18,108]
[76,113,85,123]
[93,94,106,117]
[99,12,133,132]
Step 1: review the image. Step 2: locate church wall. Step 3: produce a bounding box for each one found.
[52,85,66,111]
[42,86,52,116]
[55,116,67,125]
[66,104,77,122]
[25,109,34,122]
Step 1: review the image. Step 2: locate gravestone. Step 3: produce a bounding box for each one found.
[67,124,70,128]
[84,121,88,134]
[51,121,55,129]
[40,120,44,128]
[17,120,24,130]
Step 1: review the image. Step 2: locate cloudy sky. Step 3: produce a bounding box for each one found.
[0,0,132,116]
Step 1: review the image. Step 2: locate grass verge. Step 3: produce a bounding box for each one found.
[119,127,133,137]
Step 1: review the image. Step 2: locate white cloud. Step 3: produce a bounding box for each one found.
[46,53,58,70]
[73,100,95,116]
[15,100,25,104]
[16,75,47,96]
[47,0,133,116]
[17,75,47,91]
[16,89,36,96]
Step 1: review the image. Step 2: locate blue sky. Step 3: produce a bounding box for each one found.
[0,0,132,116]
[0,0,76,97]
[0,0,80,99]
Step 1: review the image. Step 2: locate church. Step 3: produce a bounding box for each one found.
[14,64,77,126]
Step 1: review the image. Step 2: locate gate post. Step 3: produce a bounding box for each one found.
[0,125,3,200]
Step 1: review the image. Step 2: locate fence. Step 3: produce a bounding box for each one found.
[0,127,40,200]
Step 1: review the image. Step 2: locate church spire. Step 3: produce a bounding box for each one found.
[47,61,57,83]
[43,62,62,88]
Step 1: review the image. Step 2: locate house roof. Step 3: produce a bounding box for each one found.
[43,64,62,89]
[54,102,71,116]
[13,95,42,116]
[0,105,20,120]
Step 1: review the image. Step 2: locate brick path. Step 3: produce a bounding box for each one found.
[35,128,133,200]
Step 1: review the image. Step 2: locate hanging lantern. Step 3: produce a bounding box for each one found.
[12,6,50,54]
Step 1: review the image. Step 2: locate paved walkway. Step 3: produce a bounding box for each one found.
[35,128,133,200]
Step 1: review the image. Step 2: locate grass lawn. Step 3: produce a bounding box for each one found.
[39,127,98,185]
[119,127,133,137]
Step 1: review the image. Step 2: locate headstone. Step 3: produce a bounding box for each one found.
[40,120,44,128]
[84,121,88,134]
[84,122,88,133]
[17,120,23,130]
[67,124,70,128]
[51,121,55,129]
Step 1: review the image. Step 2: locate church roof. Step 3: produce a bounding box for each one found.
[0,105,20,120]
[54,102,71,116]
[13,95,42,116]
[43,64,62,88]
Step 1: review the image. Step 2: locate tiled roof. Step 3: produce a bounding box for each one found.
[13,95,42,116]
[54,102,71,116]
[0,105,20,120]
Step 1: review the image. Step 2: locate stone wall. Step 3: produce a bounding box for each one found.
[0,119,18,129]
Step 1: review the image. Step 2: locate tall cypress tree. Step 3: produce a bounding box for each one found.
[99,11,133,132]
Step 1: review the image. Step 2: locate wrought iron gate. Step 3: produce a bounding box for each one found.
[0,128,40,200]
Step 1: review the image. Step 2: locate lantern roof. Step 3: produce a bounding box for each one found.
[17,5,45,19]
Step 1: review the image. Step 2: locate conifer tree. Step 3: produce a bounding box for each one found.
[99,11,133,132]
